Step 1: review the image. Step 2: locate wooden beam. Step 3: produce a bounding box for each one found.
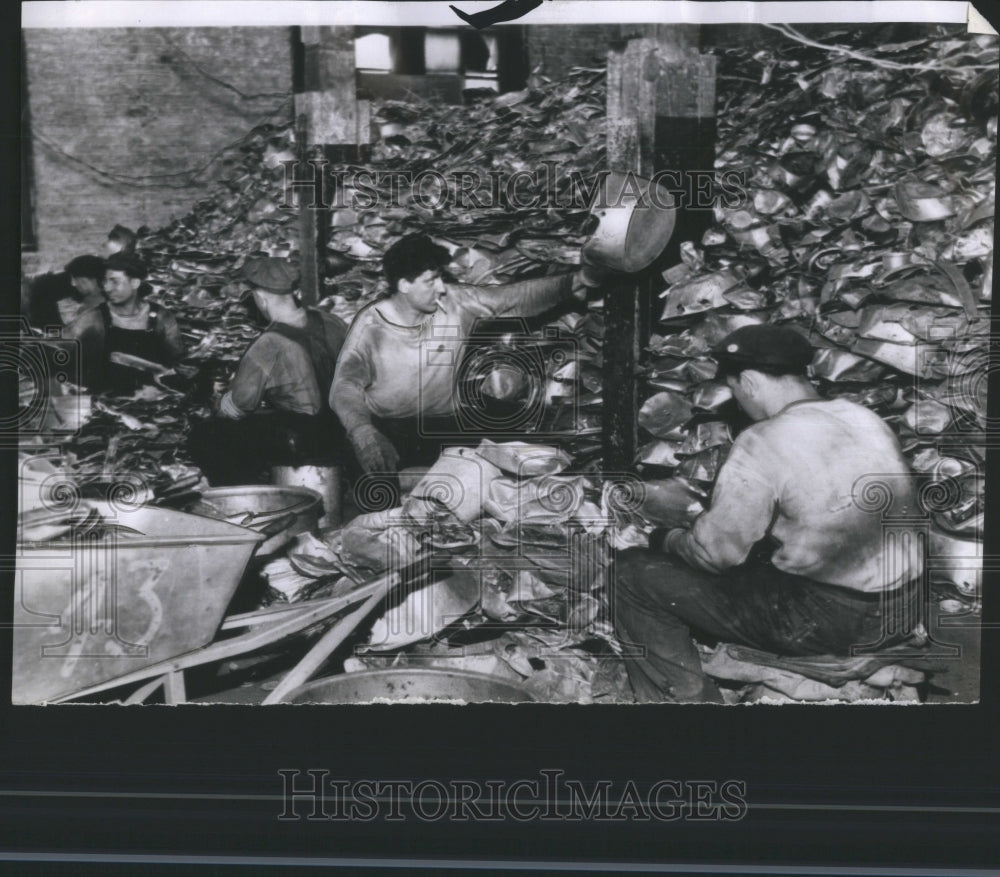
[601,29,716,473]
[293,26,370,306]
[602,38,648,474]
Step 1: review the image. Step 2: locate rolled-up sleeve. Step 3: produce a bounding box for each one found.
[667,433,777,574]
[225,341,273,417]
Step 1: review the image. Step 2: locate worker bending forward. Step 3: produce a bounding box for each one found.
[188,257,348,486]
[615,324,924,703]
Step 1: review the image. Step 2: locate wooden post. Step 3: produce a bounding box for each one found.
[602,38,647,475]
[601,29,716,473]
[293,26,370,306]
[651,26,717,310]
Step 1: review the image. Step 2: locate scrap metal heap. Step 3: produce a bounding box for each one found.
[43,26,993,701]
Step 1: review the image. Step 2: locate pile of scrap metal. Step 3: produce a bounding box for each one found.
[258,439,633,703]
[636,28,995,641]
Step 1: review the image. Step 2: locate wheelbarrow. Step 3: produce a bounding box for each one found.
[14,501,265,704]
[51,547,532,705]
[48,573,398,704]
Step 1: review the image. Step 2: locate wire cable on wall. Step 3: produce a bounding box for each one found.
[156,32,292,102]
[33,95,292,190]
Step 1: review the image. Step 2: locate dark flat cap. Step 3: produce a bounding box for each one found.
[714,324,815,375]
[105,252,148,279]
[240,257,298,294]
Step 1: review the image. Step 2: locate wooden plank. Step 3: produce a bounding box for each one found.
[162,670,186,705]
[651,44,718,310]
[294,26,361,306]
[602,29,717,472]
[601,37,655,473]
[357,71,465,105]
[49,576,392,702]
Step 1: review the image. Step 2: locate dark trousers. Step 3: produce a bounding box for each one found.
[372,415,477,470]
[187,411,344,487]
[613,548,920,703]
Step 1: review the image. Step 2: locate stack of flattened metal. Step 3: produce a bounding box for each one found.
[635,27,995,618]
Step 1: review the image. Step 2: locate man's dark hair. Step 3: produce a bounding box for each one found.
[25,271,74,327]
[108,224,137,254]
[64,255,106,282]
[382,234,450,294]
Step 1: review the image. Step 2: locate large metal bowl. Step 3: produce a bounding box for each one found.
[581,171,677,274]
[286,669,537,704]
[188,485,322,554]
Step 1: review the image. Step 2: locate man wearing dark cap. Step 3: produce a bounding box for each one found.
[102,251,186,366]
[106,224,138,257]
[187,257,348,486]
[60,255,112,388]
[615,323,924,703]
[331,233,587,473]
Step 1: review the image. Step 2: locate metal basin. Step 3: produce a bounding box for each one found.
[188,486,322,554]
[581,171,677,274]
[286,669,537,704]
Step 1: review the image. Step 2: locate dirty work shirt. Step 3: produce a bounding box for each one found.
[667,397,922,592]
[220,308,347,418]
[331,274,573,432]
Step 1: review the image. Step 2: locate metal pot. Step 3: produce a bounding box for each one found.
[188,485,323,554]
[581,172,677,274]
[286,669,537,704]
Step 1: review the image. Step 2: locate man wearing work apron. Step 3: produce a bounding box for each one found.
[187,257,348,486]
[101,252,186,373]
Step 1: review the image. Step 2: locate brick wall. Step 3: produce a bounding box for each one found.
[22,27,294,275]
[523,25,618,77]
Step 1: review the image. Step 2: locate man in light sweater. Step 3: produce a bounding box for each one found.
[615,324,924,703]
[331,233,587,473]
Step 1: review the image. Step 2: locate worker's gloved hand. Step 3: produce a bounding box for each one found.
[349,424,400,473]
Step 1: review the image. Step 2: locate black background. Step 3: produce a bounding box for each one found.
[2,1,998,871]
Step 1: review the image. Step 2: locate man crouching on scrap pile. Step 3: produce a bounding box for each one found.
[615,324,924,703]
[331,233,588,474]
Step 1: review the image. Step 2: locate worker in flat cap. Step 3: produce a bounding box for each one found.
[614,323,924,703]
[187,256,348,486]
[331,233,588,474]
